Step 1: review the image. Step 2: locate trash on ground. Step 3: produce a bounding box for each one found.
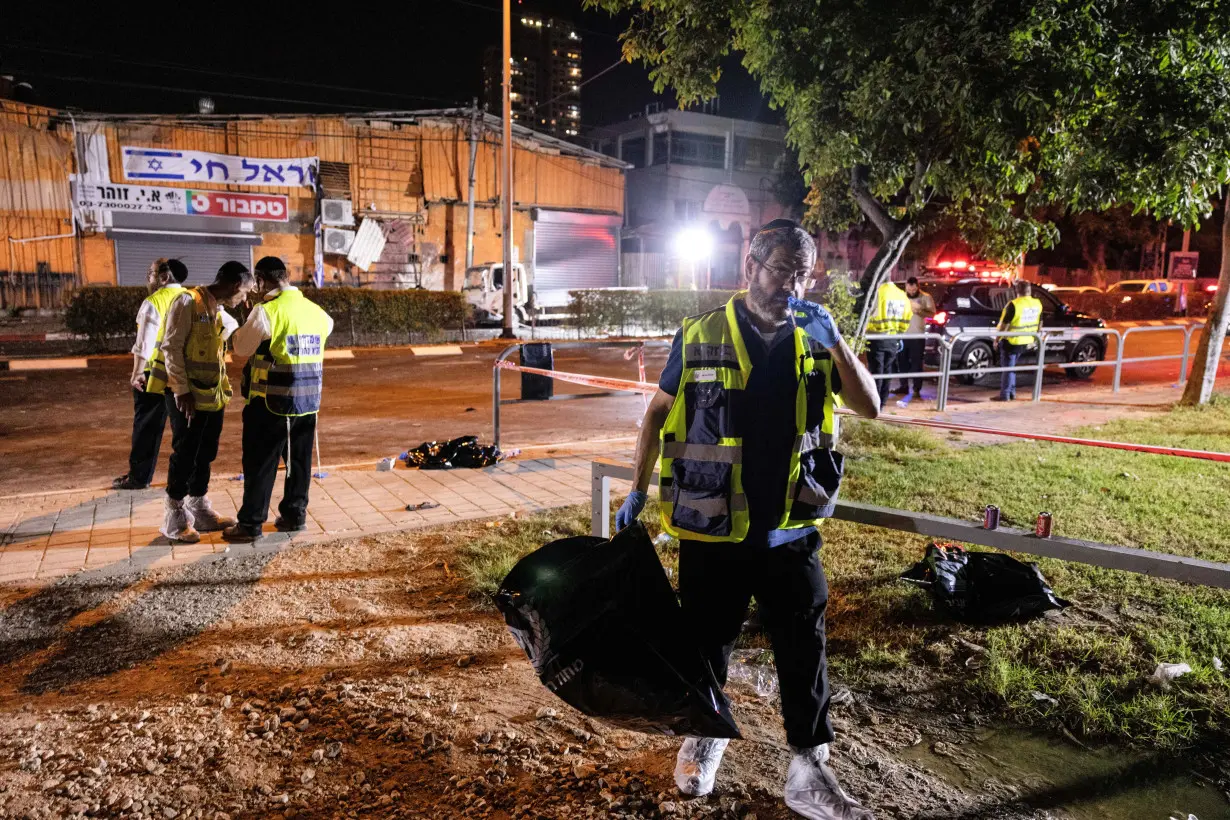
[830,686,856,707]
[231,473,244,481]
[496,522,739,738]
[900,542,1069,623]
[1031,691,1058,706]
[652,532,673,547]
[727,649,779,699]
[406,502,441,511]
[1214,656,1224,672]
[1148,662,1193,688]
[312,471,328,479]
[403,436,503,469]
[376,457,396,471]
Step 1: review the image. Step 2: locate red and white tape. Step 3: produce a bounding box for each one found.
[495,361,1230,464]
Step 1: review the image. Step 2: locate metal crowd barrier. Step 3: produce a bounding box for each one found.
[492,340,671,449]
[590,458,1230,590]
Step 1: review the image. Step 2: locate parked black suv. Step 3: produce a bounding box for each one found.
[920,278,1108,384]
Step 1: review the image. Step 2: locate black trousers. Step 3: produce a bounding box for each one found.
[164,395,225,501]
[897,338,926,395]
[237,400,316,528]
[128,388,169,485]
[678,530,833,748]
[867,339,903,408]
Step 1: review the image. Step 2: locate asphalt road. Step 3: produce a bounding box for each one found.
[0,326,1223,497]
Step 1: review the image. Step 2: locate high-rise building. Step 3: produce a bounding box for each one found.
[482,14,582,139]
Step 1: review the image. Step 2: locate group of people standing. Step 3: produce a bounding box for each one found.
[864,276,936,406]
[111,256,333,543]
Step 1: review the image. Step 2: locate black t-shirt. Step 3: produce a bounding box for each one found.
[659,301,841,541]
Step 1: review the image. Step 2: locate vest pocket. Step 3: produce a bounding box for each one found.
[670,458,733,538]
[792,449,845,520]
[683,381,733,445]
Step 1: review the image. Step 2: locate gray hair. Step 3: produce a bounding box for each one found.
[749,219,816,269]
[1014,279,1032,296]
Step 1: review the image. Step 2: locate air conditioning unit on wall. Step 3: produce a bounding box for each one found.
[323,227,356,255]
[321,198,355,227]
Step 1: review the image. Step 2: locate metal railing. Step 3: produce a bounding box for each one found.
[590,458,1230,589]
[493,340,670,449]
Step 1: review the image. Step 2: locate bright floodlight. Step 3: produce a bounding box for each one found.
[673,227,713,260]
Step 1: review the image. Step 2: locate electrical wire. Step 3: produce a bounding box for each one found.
[10,69,412,112]
[532,57,626,113]
[0,42,462,106]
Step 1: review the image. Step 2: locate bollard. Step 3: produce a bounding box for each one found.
[520,342,554,401]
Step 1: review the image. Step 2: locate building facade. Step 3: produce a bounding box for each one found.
[482,14,582,139]
[590,109,792,289]
[0,102,626,308]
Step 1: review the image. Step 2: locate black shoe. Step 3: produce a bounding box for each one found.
[891,386,910,395]
[112,474,149,490]
[222,523,263,543]
[275,516,306,532]
[990,395,1013,402]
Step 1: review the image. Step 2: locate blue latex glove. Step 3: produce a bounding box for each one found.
[788,296,842,349]
[615,490,648,531]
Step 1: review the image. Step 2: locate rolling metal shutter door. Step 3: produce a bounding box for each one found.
[114,235,257,287]
[532,211,619,290]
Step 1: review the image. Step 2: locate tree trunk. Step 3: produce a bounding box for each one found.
[848,165,916,338]
[1179,208,1230,405]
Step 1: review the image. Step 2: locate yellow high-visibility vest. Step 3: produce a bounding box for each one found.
[867,282,912,335]
[246,289,331,417]
[142,283,185,394]
[1000,296,1043,345]
[179,287,232,412]
[658,294,843,543]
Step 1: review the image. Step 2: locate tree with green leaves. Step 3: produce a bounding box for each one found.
[588,0,1230,403]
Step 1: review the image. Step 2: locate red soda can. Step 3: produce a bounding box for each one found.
[1035,512,1053,538]
[983,505,1000,530]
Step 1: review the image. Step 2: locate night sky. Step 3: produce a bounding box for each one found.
[3,0,775,128]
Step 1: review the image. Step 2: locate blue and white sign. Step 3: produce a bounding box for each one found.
[122,146,318,189]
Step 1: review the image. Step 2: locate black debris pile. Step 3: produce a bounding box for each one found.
[403,435,502,469]
[497,522,740,738]
[901,542,1070,623]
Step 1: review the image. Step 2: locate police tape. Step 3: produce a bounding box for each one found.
[494,360,1230,463]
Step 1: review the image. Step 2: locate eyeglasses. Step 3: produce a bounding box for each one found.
[751,254,816,290]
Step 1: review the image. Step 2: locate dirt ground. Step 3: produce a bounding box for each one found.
[0,513,1124,820]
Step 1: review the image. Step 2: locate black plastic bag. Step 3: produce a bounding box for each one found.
[403,435,501,469]
[496,523,740,738]
[901,542,1070,623]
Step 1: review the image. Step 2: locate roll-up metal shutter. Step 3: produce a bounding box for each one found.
[113,233,262,287]
[531,209,620,290]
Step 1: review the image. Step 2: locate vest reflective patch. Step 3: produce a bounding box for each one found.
[286,334,322,357]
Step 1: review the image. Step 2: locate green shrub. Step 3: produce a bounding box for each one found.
[64,286,148,350]
[64,286,467,351]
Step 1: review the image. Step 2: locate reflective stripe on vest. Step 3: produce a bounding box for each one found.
[1000,296,1043,345]
[246,289,331,417]
[181,287,231,412]
[142,284,185,394]
[866,282,912,335]
[658,293,843,543]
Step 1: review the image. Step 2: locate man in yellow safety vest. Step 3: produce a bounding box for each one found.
[865,279,912,407]
[113,258,187,490]
[224,256,334,542]
[159,261,255,542]
[615,220,881,819]
[993,280,1043,401]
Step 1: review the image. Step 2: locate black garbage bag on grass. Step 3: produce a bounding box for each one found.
[496,523,740,738]
[403,436,501,469]
[901,542,1070,623]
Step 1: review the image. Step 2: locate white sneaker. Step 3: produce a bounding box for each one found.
[784,744,874,820]
[161,497,200,543]
[674,737,730,796]
[185,495,234,531]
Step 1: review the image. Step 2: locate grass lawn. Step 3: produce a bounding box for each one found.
[459,399,1230,751]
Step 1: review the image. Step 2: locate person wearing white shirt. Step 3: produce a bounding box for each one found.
[113,258,187,490]
[157,262,253,542]
[224,256,334,543]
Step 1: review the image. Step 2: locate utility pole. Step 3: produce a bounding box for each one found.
[500,0,516,339]
[464,99,480,273]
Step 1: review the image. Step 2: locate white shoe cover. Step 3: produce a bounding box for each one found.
[186,495,234,531]
[784,745,875,820]
[161,497,200,543]
[674,737,730,796]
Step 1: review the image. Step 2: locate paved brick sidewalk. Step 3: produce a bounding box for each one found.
[0,454,607,586]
